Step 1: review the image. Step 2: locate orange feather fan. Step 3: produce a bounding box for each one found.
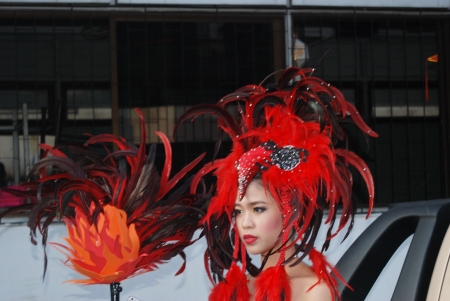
[0,108,207,292]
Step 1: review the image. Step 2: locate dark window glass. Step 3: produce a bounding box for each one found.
[294,16,441,205]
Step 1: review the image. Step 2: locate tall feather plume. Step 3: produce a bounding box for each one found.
[174,67,377,300]
[0,108,207,284]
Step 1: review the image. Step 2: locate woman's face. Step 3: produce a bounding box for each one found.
[234,180,283,256]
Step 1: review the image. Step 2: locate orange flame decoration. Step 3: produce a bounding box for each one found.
[426,54,438,102]
[428,54,438,63]
[51,203,145,284]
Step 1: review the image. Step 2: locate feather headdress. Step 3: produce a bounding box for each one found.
[0,108,206,288]
[174,67,378,301]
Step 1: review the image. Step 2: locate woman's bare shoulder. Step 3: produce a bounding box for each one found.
[290,273,333,301]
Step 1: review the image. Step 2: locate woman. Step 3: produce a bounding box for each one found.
[175,67,378,301]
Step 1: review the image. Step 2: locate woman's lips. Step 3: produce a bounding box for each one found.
[243,234,257,245]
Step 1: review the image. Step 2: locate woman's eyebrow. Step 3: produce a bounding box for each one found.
[249,201,267,206]
[234,200,267,208]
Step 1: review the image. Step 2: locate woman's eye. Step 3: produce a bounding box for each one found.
[233,209,242,216]
[254,207,266,213]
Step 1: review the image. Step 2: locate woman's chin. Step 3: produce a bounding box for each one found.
[245,245,262,255]
[246,245,272,256]
[247,249,260,255]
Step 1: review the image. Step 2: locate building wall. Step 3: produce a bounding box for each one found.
[0,9,445,204]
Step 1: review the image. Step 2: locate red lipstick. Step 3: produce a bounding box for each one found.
[243,234,257,245]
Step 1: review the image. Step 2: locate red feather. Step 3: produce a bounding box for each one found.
[335,149,374,217]
[253,266,291,301]
[156,130,172,201]
[174,104,242,141]
[209,264,250,301]
[308,247,350,301]
[345,102,379,138]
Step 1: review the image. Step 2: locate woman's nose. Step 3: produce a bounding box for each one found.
[242,212,254,229]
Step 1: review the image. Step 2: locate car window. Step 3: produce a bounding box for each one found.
[366,235,413,301]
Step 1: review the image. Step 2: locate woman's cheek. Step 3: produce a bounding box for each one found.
[262,212,283,233]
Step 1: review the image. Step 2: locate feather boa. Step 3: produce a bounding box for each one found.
[209,264,250,301]
[253,266,291,301]
[209,253,348,301]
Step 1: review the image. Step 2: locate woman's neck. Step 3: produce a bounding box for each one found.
[260,244,297,271]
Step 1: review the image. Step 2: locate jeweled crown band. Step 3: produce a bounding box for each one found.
[237,140,309,199]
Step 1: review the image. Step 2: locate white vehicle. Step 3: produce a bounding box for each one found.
[336,199,450,301]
